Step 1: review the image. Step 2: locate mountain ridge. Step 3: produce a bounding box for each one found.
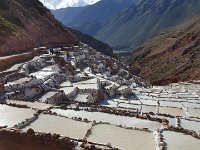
[95,0,200,50]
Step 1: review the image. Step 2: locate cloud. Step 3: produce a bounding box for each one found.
[40,0,100,9]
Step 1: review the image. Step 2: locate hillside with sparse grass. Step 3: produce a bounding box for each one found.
[0,0,78,56]
[126,16,200,85]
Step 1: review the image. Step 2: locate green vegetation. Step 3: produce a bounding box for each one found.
[0,16,18,35]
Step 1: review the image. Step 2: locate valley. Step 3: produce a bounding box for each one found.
[0,43,200,150]
[0,0,200,149]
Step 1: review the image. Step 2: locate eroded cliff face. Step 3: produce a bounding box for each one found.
[0,0,78,56]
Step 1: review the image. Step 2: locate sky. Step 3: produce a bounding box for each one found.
[40,0,100,10]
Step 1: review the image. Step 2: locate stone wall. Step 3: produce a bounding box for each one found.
[0,48,45,71]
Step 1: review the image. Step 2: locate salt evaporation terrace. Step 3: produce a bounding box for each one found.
[0,44,200,149]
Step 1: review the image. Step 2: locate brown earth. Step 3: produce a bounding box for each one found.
[0,0,78,56]
[126,16,200,85]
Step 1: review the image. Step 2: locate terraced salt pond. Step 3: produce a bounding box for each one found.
[159,101,182,108]
[159,107,186,117]
[51,109,162,131]
[88,124,156,150]
[23,114,92,139]
[141,105,157,113]
[163,131,200,150]
[181,102,200,108]
[6,100,52,110]
[0,105,35,127]
[180,119,200,132]
[188,108,200,118]
[118,103,141,110]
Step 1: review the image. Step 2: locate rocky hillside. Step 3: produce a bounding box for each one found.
[126,16,200,85]
[0,0,78,56]
[95,0,200,50]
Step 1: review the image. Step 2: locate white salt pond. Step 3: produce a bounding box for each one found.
[51,109,162,131]
[159,107,186,117]
[181,102,200,109]
[188,108,200,118]
[88,124,156,150]
[180,119,200,132]
[163,131,200,150]
[23,114,92,139]
[6,100,52,110]
[118,103,141,110]
[140,100,158,106]
[0,105,35,127]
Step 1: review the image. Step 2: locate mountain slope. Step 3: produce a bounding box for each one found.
[67,27,113,56]
[126,16,200,85]
[52,0,138,35]
[95,0,200,50]
[51,7,85,25]
[0,0,78,56]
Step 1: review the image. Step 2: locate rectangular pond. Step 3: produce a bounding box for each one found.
[0,104,36,127]
[188,108,200,118]
[163,131,200,150]
[180,119,200,132]
[6,100,52,110]
[23,114,92,139]
[159,107,186,117]
[51,109,162,131]
[88,124,156,150]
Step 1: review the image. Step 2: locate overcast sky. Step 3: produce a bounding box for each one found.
[40,0,100,9]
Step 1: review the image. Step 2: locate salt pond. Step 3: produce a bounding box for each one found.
[6,100,52,110]
[88,124,156,150]
[141,105,157,114]
[0,105,35,127]
[159,101,182,108]
[188,108,200,118]
[163,131,200,150]
[159,107,186,117]
[23,114,92,139]
[51,109,162,131]
[180,119,200,132]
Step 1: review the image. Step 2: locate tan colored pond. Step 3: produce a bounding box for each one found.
[88,124,156,150]
[0,105,35,127]
[163,131,200,150]
[141,105,157,113]
[159,107,186,117]
[23,114,92,139]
